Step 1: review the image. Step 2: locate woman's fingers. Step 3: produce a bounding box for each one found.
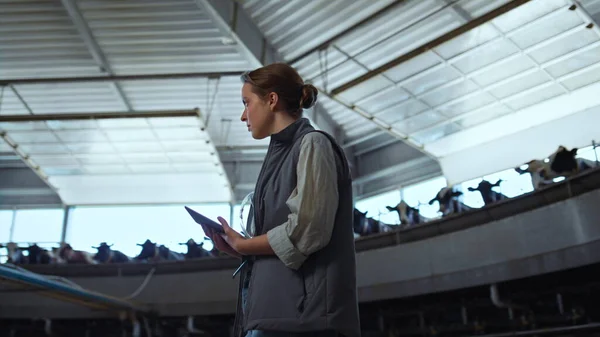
[217,216,231,233]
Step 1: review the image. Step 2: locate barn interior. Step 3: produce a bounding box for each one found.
[1,0,600,336]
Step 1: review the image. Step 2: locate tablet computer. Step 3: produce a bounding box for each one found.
[184,206,225,234]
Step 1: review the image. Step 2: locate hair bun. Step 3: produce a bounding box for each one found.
[300,84,318,109]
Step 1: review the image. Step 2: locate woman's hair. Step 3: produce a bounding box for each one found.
[241,63,318,118]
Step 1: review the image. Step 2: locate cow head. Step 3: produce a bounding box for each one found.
[386,200,419,225]
[548,146,578,176]
[58,243,75,260]
[468,179,503,204]
[92,242,114,262]
[136,239,157,260]
[179,238,208,258]
[353,208,368,235]
[157,245,171,260]
[429,187,462,214]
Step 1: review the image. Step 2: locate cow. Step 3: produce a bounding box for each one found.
[135,239,160,262]
[25,244,52,264]
[92,242,130,263]
[179,239,212,259]
[57,243,96,264]
[352,208,394,236]
[157,245,185,261]
[136,239,185,262]
[516,146,598,189]
[0,242,27,264]
[429,187,473,217]
[386,200,429,227]
[467,179,508,206]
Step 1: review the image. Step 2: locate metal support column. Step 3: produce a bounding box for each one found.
[60,206,71,245]
[8,207,16,242]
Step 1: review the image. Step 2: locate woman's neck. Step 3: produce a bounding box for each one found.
[271,113,298,135]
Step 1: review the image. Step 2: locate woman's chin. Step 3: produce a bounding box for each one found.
[250,129,268,140]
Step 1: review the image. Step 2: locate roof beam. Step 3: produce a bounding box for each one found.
[59,0,133,111]
[195,0,280,67]
[0,71,241,86]
[352,142,442,199]
[330,0,532,96]
[0,109,200,122]
[196,0,346,143]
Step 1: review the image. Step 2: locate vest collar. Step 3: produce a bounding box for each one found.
[270,117,310,144]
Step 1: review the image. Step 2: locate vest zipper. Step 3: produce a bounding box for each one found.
[239,140,273,333]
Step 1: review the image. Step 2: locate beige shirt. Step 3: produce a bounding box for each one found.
[253,132,340,270]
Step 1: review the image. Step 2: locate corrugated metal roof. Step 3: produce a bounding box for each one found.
[241,0,398,61]
[0,0,260,205]
[0,0,101,79]
[243,0,513,146]
[76,0,252,74]
[244,0,600,187]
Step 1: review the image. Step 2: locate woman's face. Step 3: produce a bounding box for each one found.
[240,82,275,139]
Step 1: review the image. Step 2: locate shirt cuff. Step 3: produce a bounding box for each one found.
[267,225,307,270]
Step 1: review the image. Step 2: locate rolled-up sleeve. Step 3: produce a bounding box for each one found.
[267,132,339,270]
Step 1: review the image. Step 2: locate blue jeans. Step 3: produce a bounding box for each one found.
[245,331,340,337]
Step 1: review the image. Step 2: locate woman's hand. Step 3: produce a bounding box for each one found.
[201,217,246,259]
[217,216,248,253]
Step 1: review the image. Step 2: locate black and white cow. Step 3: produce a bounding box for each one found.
[467,179,508,206]
[92,242,130,264]
[429,187,473,217]
[134,239,160,262]
[0,242,26,264]
[179,239,212,259]
[352,208,394,236]
[136,239,184,262]
[516,146,597,189]
[57,243,96,264]
[386,200,429,227]
[157,244,185,261]
[25,244,52,264]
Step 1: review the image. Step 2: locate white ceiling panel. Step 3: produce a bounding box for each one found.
[375,99,429,125]
[49,172,231,205]
[0,113,233,204]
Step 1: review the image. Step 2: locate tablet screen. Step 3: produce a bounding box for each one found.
[184,206,225,234]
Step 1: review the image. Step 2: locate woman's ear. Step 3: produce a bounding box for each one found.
[268,92,279,111]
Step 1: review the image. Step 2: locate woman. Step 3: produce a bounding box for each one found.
[202,63,360,337]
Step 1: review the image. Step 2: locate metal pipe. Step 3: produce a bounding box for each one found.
[490,283,524,319]
[462,305,468,325]
[132,319,141,337]
[593,140,599,166]
[556,293,564,315]
[186,316,206,334]
[43,318,51,336]
[0,264,149,313]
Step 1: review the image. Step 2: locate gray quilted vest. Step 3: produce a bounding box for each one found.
[233,118,360,337]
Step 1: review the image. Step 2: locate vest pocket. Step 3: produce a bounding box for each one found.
[246,257,307,320]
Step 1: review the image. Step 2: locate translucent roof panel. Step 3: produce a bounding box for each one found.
[325,0,600,183]
[247,0,512,146]
[0,114,233,205]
